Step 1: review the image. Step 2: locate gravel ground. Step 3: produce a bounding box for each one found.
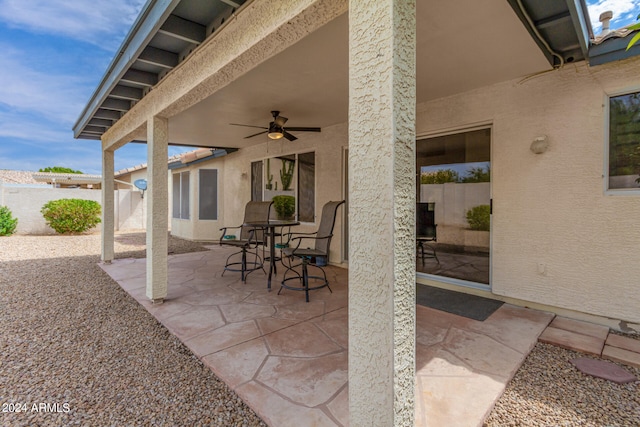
[1,233,638,426]
[485,342,640,427]
[0,232,266,427]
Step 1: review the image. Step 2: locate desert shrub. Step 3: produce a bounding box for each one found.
[41,199,101,234]
[466,204,490,231]
[0,206,18,236]
[272,195,296,220]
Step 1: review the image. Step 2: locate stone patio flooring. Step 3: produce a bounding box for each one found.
[100,246,554,427]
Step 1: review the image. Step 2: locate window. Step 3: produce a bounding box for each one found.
[608,91,640,190]
[251,152,316,222]
[199,169,218,220]
[172,171,190,219]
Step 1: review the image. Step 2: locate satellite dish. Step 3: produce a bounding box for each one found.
[134,179,147,191]
[134,179,147,198]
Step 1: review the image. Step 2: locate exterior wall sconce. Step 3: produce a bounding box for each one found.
[530,135,549,154]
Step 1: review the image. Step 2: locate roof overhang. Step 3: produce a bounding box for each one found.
[506,0,592,67]
[73,0,250,141]
[75,0,633,151]
[32,172,103,185]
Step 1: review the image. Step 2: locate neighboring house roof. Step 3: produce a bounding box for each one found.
[114,148,238,177]
[0,170,39,184]
[32,172,102,185]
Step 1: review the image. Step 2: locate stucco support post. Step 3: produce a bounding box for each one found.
[101,149,115,263]
[348,0,416,425]
[146,116,169,303]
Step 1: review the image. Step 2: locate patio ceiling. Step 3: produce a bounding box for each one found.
[75,0,590,149]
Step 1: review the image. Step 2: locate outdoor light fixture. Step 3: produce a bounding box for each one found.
[267,124,284,140]
[530,135,549,154]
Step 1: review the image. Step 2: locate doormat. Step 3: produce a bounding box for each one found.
[416,284,504,321]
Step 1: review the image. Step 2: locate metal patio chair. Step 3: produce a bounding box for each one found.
[279,200,345,302]
[220,201,272,282]
[417,202,439,264]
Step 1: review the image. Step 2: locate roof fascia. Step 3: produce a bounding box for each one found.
[566,0,592,59]
[168,149,238,170]
[73,0,181,138]
[589,37,640,66]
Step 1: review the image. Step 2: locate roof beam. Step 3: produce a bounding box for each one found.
[121,69,157,87]
[88,118,114,127]
[535,12,571,30]
[101,98,131,112]
[219,0,240,7]
[83,126,106,134]
[158,14,206,44]
[138,46,179,69]
[110,85,143,101]
[93,109,122,120]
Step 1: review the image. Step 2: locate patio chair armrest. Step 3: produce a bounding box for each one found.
[219,225,242,244]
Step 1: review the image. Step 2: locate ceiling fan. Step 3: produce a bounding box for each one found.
[230,111,321,141]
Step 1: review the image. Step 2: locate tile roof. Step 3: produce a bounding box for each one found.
[0,170,39,184]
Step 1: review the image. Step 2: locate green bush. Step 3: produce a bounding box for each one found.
[0,206,18,236]
[272,195,296,220]
[466,204,490,231]
[421,169,459,184]
[41,199,101,234]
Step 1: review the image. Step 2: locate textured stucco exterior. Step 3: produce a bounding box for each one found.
[416,57,640,324]
[145,116,169,301]
[348,1,416,425]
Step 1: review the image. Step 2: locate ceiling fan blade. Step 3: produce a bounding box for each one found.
[283,130,298,141]
[245,130,268,139]
[285,127,321,132]
[274,115,288,127]
[230,123,268,130]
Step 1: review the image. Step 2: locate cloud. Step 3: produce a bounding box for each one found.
[587,0,640,33]
[0,45,93,125]
[0,0,146,49]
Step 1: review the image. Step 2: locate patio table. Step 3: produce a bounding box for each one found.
[243,219,299,290]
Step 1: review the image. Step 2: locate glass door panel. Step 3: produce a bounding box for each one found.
[416,128,491,285]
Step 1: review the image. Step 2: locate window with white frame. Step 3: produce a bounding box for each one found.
[608,91,640,190]
[251,152,316,222]
[199,169,218,220]
[172,171,190,219]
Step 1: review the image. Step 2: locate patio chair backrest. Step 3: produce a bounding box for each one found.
[240,201,272,241]
[416,202,436,240]
[314,200,345,254]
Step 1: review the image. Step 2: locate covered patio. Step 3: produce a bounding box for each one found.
[72,0,640,424]
[100,246,553,426]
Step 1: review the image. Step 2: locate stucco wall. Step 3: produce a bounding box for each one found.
[416,57,640,324]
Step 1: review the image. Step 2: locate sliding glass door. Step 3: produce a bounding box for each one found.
[416,128,491,285]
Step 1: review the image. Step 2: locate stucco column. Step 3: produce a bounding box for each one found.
[348,1,416,426]
[101,149,115,263]
[146,116,169,302]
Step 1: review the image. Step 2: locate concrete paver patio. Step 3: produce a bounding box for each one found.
[100,246,554,427]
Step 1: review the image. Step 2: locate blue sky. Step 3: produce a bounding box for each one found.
[0,0,638,176]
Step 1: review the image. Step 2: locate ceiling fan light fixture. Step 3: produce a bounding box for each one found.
[267,124,284,139]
